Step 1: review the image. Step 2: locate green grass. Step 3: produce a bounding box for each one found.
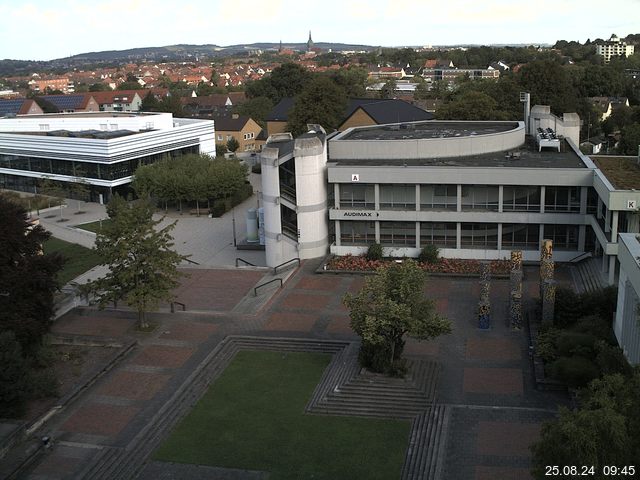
[74,219,111,233]
[154,350,411,480]
[43,237,102,285]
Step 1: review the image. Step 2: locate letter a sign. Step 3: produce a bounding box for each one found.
[351,174,360,182]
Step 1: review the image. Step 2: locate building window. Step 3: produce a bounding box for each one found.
[217,134,223,141]
[281,205,298,240]
[39,124,49,131]
[226,135,232,141]
[502,224,539,249]
[420,222,456,248]
[339,184,375,209]
[278,158,296,203]
[461,223,499,249]
[461,185,499,211]
[420,185,456,210]
[340,221,376,245]
[544,186,580,213]
[544,224,578,250]
[380,184,415,210]
[380,221,415,246]
[503,186,541,212]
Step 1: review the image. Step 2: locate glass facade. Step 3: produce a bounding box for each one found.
[544,186,580,213]
[420,222,457,248]
[543,224,579,250]
[420,185,457,210]
[280,205,298,240]
[278,159,296,203]
[0,146,199,182]
[502,186,541,212]
[379,184,415,210]
[339,184,374,209]
[502,223,540,249]
[380,221,416,246]
[461,223,499,249]
[340,220,376,245]
[461,185,499,211]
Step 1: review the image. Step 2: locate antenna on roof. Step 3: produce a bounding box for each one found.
[520,92,530,133]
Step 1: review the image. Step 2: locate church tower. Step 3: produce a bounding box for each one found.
[307,31,314,52]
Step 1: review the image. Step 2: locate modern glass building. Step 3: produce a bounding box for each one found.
[0,112,215,202]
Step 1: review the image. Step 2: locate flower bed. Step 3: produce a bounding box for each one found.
[326,254,511,275]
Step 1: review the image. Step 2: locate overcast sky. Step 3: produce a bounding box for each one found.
[1,0,639,61]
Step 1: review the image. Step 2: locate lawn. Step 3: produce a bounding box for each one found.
[74,219,111,233]
[154,350,411,480]
[43,237,102,285]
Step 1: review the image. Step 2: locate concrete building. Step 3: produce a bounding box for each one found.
[614,233,640,366]
[0,111,215,202]
[596,34,635,63]
[258,107,640,290]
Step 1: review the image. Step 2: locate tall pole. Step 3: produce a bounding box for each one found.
[232,206,237,247]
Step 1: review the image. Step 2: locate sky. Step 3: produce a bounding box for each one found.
[1,0,639,61]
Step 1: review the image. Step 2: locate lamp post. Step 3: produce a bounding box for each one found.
[232,206,237,247]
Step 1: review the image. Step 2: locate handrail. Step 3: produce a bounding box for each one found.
[170,301,186,313]
[254,278,283,296]
[236,257,256,267]
[568,251,592,263]
[184,257,200,265]
[273,257,300,275]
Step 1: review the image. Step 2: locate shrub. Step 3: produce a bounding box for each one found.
[536,327,560,363]
[28,367,59,399]
[549,356,600,388]
[365,243,384,261]
[554,286,618,328]
[594,341,633,377]
[358,341,408,377]
[418,244,440,264]
[571,315,615,343]
[554,331,598,357]
[210,201,226,217]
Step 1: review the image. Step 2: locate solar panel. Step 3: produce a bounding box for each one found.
[41,95,84,110]
[0,99,26,115]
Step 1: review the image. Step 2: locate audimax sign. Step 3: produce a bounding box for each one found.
[342,211,379,217]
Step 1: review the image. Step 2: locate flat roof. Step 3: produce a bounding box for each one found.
[3,129,139,139]
[592,156,640,190]
[329,138,587,169]
[10,112,159,119]
[339,121,519,141]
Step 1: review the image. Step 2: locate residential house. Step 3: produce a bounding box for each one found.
[90,90,144,112]
[589,97,630,121]
[0,98,44,116]
[38,94,99,113]
[214,114,263,152]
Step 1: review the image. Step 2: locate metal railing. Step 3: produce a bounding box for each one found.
[235,257,256,267]
[184,257,200,265]
[254,278,283,296]
[568,251,593,263]
[273,257,300,275]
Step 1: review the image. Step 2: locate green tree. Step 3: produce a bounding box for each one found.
[246,63,312,103]
[84,196,187,329]
[287,76,348,136]
[343,260,452,375]
[331,66,369,97]
[89,82,111,92]
[234,96,273,128]
[517,60,578,114]
[379,78,397,99]
[0,331,30,418]
[531,372,640,477]
[0,196,63,351]
[226,136,240,153]
[436,90,511,120]
[618,123,640,155]
[140,91,161,111]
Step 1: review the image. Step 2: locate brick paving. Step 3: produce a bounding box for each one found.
[21,261,576,479]
[61,403,140,437]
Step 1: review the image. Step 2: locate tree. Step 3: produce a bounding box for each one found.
[343,260,452,375]
[517,60,578,114]
[618,123,640,155]
[0,195,63,351]
[89,82,111,92]
[84,196,187,329]
[531,371,640,477]
[287,76,348,136]
[227,136,240,153]
[0,331,30,418]
[436,90,511,121]
[245,63,312,103]
[379,78,397,99]
[140,91,161,111]
[234,96,273,128]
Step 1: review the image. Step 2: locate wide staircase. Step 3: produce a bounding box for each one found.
[571,256,608,293]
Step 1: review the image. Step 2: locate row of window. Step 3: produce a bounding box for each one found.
[339,221,579,250]
[0,146,198,181]
[338,184,585,213]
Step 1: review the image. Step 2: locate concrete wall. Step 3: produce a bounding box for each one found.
[330,122,525,160]
[614,233,640,365]
[294,135,329,260]
[529,105,580,147]
[1,112,175,132]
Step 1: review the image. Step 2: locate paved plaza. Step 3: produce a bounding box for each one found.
[12,258,573,480]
